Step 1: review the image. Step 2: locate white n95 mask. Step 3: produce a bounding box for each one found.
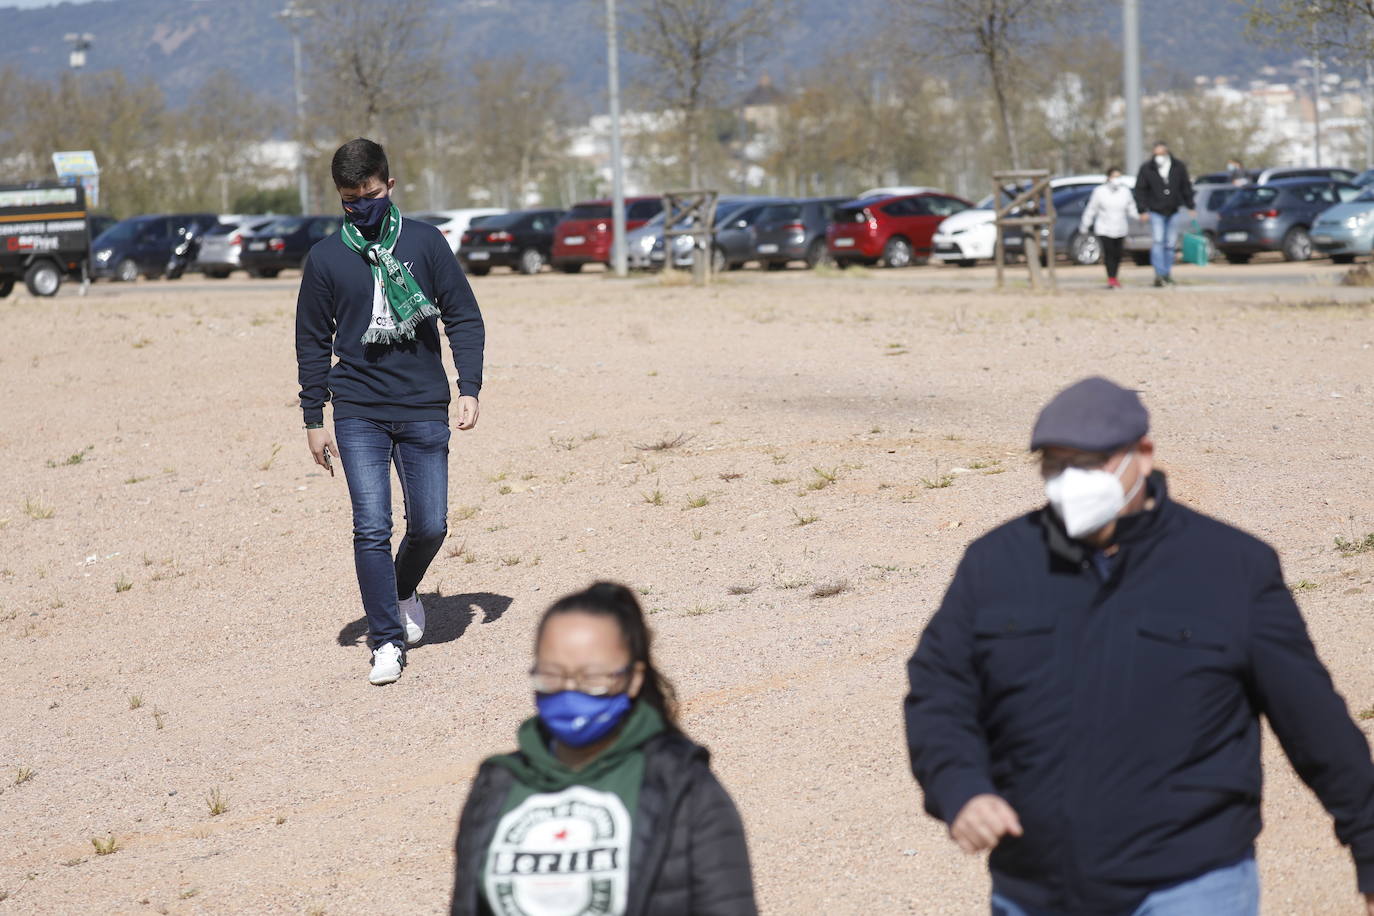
[1045,451,1143,538]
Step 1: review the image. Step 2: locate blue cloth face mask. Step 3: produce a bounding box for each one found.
[536,691,632,748]
[342,194,389,233]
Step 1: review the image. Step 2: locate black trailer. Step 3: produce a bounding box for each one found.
[0,183,90,297]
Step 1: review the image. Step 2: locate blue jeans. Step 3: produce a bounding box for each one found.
[334,418,450,651]
[991,857,1258,916]
[1149,210,1188,278]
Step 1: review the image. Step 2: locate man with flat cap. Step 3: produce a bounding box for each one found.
[905,376,1374,915]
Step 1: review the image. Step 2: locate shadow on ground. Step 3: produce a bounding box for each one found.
[337,591,513,647]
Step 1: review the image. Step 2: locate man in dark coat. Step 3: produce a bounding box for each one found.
[905,376,1374,916]
[1133,141,1196,287]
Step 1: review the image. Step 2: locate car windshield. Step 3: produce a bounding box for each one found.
[567,204,612,220]
[472,212,524,230]
[759,203,802,222]
[263,217,306,234]
[94,220,147,246]
[1232,187,1279,207]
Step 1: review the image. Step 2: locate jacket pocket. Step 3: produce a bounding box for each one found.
[1136,614,1228,652]
[973,606,1058,639]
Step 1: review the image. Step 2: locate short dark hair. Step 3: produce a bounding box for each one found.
[537,581,680,730]
[331,138,389,189]
[1152,140,1169,150]
[1107,165,1123,176]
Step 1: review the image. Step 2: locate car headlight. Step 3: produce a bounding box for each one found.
[637,235,655,254]
[673,235,693,251]
[1347,214,1369,229]
[95,249,112,261]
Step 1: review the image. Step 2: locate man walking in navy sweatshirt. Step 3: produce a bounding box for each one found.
[296,138,484,685]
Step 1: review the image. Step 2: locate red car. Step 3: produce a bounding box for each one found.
[551,197,663,272]
[826,192,972,268]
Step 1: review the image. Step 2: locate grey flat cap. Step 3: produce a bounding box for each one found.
[1030,377,1149,452]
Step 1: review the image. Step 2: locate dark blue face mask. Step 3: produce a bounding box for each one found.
[342,193,389,233]
[536,691,632,748]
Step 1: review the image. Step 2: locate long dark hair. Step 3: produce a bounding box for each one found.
[536,581,680,730]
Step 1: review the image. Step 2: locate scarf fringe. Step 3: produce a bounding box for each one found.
[360,302,441,345]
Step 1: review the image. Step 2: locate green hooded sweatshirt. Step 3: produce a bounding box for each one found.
[488,700,666,819]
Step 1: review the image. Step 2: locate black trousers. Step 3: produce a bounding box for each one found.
[1098,235,1124,280]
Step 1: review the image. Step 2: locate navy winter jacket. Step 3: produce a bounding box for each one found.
[906,473,1374,914]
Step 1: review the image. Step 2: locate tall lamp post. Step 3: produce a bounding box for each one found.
[64,32,94,71]
[606,0,628,278]
[1122,0,1142,175]
[276,2,314,216]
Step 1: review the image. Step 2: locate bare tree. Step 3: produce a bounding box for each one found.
[1244,1,1374,59]
[628,0,778,187]
[461,57,569,208]
[1145,91,1284,174]
[893,0,1079,169]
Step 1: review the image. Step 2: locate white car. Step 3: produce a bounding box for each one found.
[411,208,507,253]
[931,174,1121,266]
[856,185,941,200]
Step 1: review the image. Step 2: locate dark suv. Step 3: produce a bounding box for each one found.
[458,208,566,275]
[91,213,220,281]
[1215,178,1362,262]
[752,197,848,269]
[240,215,342,277]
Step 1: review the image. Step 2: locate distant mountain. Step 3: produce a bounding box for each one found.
[0,0,1291,111]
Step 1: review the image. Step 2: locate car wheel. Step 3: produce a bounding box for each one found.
[467,264,491,276]
[956,259,978,268]
[24,260,62,297]
[805,240,830,269]
[0,277,14,298]
[882,237,912,268]
[557,262,582,274]
[1068,232,1100,266]
[765,260,787,271]
[258,268,281,279]
[1282,226,1312,262]
[832,258,850,270]
[205,269,231,279]
[1224,252,1251,265]
[116,258,139,282]
[711,247,726,273]
[517,248,545,275]
[1202,232,1219,262]
[1332,254,1357,264]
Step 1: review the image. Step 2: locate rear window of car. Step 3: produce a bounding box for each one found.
[1232,187,1278,207]
[473,212,522,230]
[411,213,448,226]
[1203,187,1238,211]
[567,204,612,220]
[627,200,662,220]
[203,223,238,237]
[759,204,802,222]
[834,205,869,222]
[264,217,306,234]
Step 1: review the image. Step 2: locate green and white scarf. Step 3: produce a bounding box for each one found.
[340,203,440,345]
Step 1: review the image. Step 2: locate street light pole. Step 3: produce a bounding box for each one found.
[1122,0,1143,175]
[276,2,314,216]
[64,32,94,71]
[606,0,628,278]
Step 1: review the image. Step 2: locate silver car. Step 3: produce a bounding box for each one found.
[1311,186,1374,262]
[195,216,279,278]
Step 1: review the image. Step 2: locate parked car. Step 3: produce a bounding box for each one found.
[194,216,280,278]
[1215,178,1362,263]
[1005,186,1148,266]
[1255,166,1357,185]
[411,208,507,254]
[856,185,940,199]
[627,211,668,270]
[931,175,1109,266]
[1310,186,1374,262]
[91,212,220,281]
[710,198,791,271]
[88,214,117,241]
[1194,169,1261,186]
[647,197,772,270]
[828,192,973,267]
[752,197,849,269]
[1354,168,1374,188]
[552,197,663,272]
[457,208,566,275]
[239,215,342,277]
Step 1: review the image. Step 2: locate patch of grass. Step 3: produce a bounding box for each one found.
[805,467,839,491]
[131,337,153,349]
[1290,579,1319,593]
[642,488,664,506]
[811,580,850,599]
[869,426,882,434]
[549,435,579,451]
[22,498,54,520]
[582,431,604,442]
[445,539,470,560]
[258,443,283,471]
[179,888,200,899]
[500,555,522,567]
[115,577,133,594]
[1335,533,1374,557]
[91,836,119,856]
[792,508,820,526]
[771,453,787,465]
[778,579,809,590]
[684,495,710,509]
[684,604,714,617]
[769,477,792,485]
[275,815,287,825]
[152,707,166,730]
[718,471,743,481]
[727,584,758,595]
[690,529,703,540]
[921,473,955,489]
[635,432,693,452]
[486,470,509,483]
[969,459,1000,470]
[124,474,150,485]
[47,445,93,467]
[497,484,513,495]
[205,787,229,817]
[128,695,143,710]
[451,505,479,521]
[1339,265,1374,287]
[1358,706,1374,721]
[15,767,35,785]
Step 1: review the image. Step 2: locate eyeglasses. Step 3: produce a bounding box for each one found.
[529,666,631,697]
[1040,451,1113,478]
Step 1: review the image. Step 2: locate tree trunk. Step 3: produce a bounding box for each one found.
[989,61,1021,169]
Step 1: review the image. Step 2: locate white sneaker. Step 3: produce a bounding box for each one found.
[400,593,425,646]
[369,643,404,686]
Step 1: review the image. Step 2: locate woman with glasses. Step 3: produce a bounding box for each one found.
[450,582,758,916]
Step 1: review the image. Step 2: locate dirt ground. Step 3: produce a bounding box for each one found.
[3,258,1374,915]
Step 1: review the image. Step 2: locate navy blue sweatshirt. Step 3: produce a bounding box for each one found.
[906,473,1374,914]
[295,217,484,425]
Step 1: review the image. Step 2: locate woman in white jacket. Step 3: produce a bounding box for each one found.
[1079,167,1139,289]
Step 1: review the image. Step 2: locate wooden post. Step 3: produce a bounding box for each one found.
[662,190,719,286]
[992,169,1057,292]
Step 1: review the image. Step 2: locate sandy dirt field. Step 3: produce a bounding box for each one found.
[2,258,1374,915]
